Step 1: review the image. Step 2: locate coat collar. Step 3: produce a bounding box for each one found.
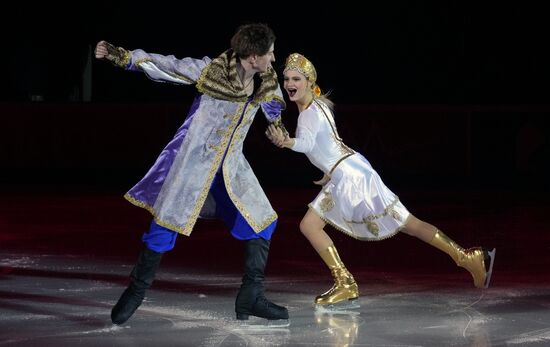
[196,49,280,104]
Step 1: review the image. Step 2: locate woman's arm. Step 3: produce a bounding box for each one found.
[268,108,320,153]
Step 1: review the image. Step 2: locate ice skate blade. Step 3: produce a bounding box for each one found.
[315,299,360,313]
[238,317,290,329]
[483,248,496,289]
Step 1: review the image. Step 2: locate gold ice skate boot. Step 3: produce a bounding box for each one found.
[430,229,496,288]
[315,245,360,310]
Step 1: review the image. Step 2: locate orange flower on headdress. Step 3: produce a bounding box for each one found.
[313,85,321,97]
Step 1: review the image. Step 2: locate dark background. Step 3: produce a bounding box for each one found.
[1,1,549,193]
[4,2,549,104]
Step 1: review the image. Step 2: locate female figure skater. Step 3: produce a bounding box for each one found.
[266,53,496,310]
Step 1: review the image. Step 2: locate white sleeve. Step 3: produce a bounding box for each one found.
[291,108,320,153]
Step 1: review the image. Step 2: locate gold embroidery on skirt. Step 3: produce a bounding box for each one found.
[366,220,380,237]
[343,198,403,237]
[319,191,335,213]
[390,208,402,221]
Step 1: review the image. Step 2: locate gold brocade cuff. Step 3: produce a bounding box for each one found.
[272,118,289,137]
[110,47,131,68]
[104,41,131,68]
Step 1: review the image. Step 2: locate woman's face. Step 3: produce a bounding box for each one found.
[283,69,311,103]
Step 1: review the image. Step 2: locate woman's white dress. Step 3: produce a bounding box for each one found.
[291,99,410,240]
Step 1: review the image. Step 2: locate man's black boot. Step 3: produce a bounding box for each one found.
[235,238,288,321]
[111,247,163,325]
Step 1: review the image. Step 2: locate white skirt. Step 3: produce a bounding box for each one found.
[309,153,410,241]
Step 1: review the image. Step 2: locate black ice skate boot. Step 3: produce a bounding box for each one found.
[111,247,163,325]
[235,238,289,327]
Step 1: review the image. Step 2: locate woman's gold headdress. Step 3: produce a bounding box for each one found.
[284,53,321,96]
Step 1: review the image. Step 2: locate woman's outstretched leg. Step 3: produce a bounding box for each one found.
[401,215,496,288]
[300,209,359,309]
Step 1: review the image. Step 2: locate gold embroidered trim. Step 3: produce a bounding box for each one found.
[251,68,281,105]
[228,115,254,155]
[124,193,190,236]
[271,95,286,106]
[315,99,354,156]
[182,104,245,234]
[271,115,289,137]
[124,104,245,236]
[342,198,404,237]
[222,107,278,232]
[308,203,407,241]
[134,58,153,65]
[112,47,131,68]
[319,191,335,213]
[123,50,282,235]
[196,51,246,102]
[328,153,355,175]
